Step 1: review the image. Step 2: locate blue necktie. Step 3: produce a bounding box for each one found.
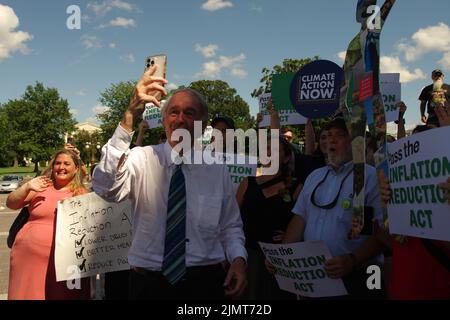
[161,165,186,285]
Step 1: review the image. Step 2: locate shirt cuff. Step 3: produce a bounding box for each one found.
[111,124,134,152]
[227,247,248,264]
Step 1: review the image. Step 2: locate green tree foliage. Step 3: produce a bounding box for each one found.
[97,81,137,142]
[251,57,319,98]
[0,106,16,166]
[1,82,76,170]
[188,80,254,130]
[71,130,103,165]
[96,80,165,146]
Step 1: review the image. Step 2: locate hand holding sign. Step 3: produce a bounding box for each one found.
[379,173,391,205]
[438,177,450,205]
[396,101,407,120]
[256,113,263,125]
[324,254,355,279]
[139,119,149,131]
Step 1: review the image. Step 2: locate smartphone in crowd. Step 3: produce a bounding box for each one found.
[145,54,167,102]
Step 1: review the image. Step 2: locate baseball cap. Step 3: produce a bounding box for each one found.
[211,116,235,130]
[325,117,349,134]
[432,69,443,76]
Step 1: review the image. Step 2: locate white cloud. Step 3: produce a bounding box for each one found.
[195,43,219,58]
[100,17,136,28]
[0,4,33,61]
[337,51,346,62]
[81,14,91,23]
[77,90,86,96]
[195,53,247,79]
[336,51,426,83]
[70,108,79,116]
[397,23,450,62]
[81,35,101,49]
[87,0,133,15]
[439,51,450,70]
[92,104,110,114]
[231,67,248,79]
[121,53,135,63]
[85,117,100,124]
[167,83,179,91]
[109,42,116,49]
[202,0,233,11]
[218,53,245,67]
[380,55,426,83]
[196,61,221,78]
[249,3,262,13]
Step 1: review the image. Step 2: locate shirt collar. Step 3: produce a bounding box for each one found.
[162,141,197,170]
[327,160,353,175]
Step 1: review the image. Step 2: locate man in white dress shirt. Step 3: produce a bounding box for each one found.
[92,65,247,300]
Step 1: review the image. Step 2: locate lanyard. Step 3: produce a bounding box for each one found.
[310,167,352,210]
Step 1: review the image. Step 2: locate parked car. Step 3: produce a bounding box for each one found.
[0,175,24,193]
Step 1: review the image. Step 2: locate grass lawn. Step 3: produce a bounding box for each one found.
[0,167,39,177]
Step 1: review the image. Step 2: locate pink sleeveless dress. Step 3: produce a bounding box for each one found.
[8,187,90,300]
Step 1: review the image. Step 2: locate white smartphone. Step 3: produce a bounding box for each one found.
[145,54,167,77]
[145,54,167,102]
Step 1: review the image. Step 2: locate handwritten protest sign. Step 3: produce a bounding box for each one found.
[55,192,132,281]
[259,241,347,298]
[380,73,401,123]
[387,126,450,241]
[258,92,306,127]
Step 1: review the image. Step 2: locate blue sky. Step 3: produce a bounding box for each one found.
[1,0,450,133]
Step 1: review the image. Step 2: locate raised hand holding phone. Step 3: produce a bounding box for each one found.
[123,64,167,133]
[144,54,167,102]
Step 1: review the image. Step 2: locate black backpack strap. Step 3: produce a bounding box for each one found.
[421,238,450,272]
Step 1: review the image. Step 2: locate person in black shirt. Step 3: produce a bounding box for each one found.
[236,137,296,300]
[418,69,450,126]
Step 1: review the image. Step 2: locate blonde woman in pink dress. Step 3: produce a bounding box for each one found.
[7,149,90,300]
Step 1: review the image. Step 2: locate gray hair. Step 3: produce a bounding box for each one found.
[161,88,209,122]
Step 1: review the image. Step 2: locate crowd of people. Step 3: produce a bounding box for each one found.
[5,65,450,300]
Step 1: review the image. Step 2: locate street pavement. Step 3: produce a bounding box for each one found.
[0,193,17,300]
